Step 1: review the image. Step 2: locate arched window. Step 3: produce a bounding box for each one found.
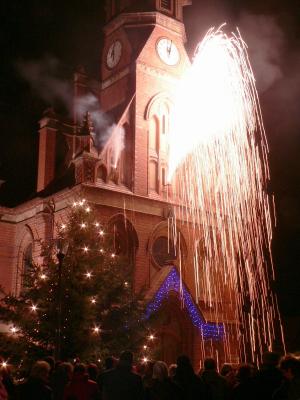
[146,95,172,195]
[97,165,107,182]
[109,216,139,266]
[149,116,159,154]
[23,243,33,275]
[20,242,33,291]
[120,124,133,189]
[162,167,167,187]
[161,0,172,11]
[149,160,159,193]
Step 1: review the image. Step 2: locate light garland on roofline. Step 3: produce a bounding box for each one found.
[145,267,224,340]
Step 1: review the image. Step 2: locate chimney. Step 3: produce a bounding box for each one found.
[37,108,58,193]
[73,65,88,128]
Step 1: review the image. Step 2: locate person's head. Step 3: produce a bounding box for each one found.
[280,355,300,381]
[57,362,73,381]
[31,361,51,382]
[237,364,253,383]
[44,356,55,372]
[169,364,177,378]
[119,351,133,368]
[176,355,194,377]
[104,356,116,370]
[262,352,280,368]
[153,361,168,381]
[73,363,87,375]
[220,363,233,377]
[204,358,217,371]
[87,363,98,381]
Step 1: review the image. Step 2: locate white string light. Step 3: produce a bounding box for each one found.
[93,326,100,334]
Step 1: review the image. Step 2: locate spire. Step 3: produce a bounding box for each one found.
[79,112,94,137]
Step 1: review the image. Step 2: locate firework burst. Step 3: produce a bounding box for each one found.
[168,26,285,362]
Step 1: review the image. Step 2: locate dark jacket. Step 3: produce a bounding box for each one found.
[273,377,300,400]
[100,365,144,400]
[18,377,53,400]
[174,370,208,400]
[63,372,99,400]
[201,370,229,400]
[146,378,183,400]
[253,366,283,399]
[232,378,255,400]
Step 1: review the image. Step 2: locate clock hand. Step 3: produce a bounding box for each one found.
[167,40,172,56]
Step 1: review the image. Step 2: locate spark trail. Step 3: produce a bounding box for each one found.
[168,26,284,362]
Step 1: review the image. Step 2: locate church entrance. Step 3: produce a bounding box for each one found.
[154,293,194,365]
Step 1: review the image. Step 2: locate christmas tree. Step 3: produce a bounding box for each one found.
[0,199,151,364]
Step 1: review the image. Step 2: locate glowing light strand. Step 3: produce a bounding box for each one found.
[145,267,224,340]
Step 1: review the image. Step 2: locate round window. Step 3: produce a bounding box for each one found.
[152,236,176,267]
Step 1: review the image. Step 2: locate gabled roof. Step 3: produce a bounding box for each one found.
[145,267,224,340]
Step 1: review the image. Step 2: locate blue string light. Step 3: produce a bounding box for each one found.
[145,267,224,340]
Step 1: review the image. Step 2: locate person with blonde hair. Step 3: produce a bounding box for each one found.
[18,360,52,399]
[146,361,183,400]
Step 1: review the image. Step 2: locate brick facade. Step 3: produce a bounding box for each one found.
[0,0,239,366]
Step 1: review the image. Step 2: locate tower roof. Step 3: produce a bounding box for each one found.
[105,0,192,23]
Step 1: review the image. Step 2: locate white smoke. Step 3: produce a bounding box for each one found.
[74,93,125,156]
[18,56,72,106]
[238,14,284,93]
[18,56,125,155]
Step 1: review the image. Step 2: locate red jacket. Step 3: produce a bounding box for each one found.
[63,372,99,400]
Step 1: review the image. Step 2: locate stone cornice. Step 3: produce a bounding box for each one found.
[136,61,181,82]
[101,66,130,90]
[104,12,186,42]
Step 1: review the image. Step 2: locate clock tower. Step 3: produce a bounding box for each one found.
[100,0,191,196]
[96,0,237,365]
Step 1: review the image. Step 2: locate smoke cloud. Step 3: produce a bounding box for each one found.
[237,13,300,134]
[74,93,125,158]
[238,14,284,94]
[17,56,124,158]
[18,56,72,106]
[236,13,300,228]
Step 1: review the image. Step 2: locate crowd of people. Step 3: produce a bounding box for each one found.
[0,351,299,400]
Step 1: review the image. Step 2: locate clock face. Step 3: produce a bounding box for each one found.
[156,38,180,66]
[106,40,122,69]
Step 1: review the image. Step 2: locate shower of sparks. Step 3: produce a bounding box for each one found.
[168,26,284,362]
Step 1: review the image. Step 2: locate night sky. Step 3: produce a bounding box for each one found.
[1,1,299,350]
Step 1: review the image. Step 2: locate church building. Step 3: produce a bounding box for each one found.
[0,0,238,366]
